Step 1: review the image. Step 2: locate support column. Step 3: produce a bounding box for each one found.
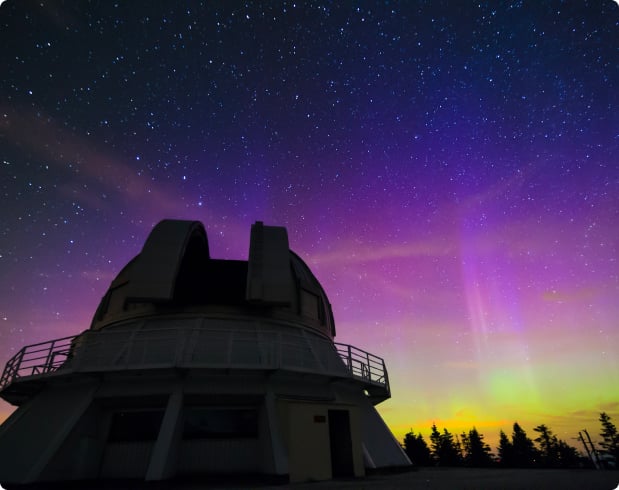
[265,390,288,475]
[20,380,99,483]
[145,385,183,481]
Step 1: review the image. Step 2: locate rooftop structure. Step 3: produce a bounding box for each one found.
[0,220,411,485]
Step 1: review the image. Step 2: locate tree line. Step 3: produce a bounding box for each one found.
[403,411,619,469]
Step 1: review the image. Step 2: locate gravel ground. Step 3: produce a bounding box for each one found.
[287,468,619,490]
[5,468,619,490]
[210,468,619,490]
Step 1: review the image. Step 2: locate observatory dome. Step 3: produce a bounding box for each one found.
[90,220,336,339]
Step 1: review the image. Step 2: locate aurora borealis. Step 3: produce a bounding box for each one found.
[1,0,618,450]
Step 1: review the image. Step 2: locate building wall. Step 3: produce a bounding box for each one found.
[283,400,364,483]
[330,383,411,469]
[100,441,153,478]
[0,368,404,484]
[177,439,260,474]
[0,381,97,483]
[40,402,107,480]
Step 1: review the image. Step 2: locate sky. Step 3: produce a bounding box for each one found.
[1,0,618,452]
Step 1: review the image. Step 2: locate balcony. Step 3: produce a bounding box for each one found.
[0,322,390,404]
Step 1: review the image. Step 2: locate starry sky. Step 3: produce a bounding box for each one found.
[1,0,618,450]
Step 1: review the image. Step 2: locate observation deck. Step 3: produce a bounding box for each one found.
[0,322,390,406]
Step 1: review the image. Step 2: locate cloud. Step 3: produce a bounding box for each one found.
[541,288,599,303]
[443,360,480,370]
[404,417,510,432]
[2,107,205,222]
[310,238,458,266]
[80,269,117,283]
[598,401,619,413]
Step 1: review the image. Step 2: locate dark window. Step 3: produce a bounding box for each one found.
[107,410,164,442]
[183,408,258,439]
[300,289,320,320]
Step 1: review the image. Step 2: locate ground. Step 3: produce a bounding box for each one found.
[4,468,619,490]
[214,468,618,490]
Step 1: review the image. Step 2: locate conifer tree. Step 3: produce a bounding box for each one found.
[429,424,461,466]
[498,429,513,466]
[599,412,619,462]
[462,427,493,467]
[456,433,465,460]
[511,422,538,467]
[403,430,432,466]
[430,423,442,463]
[555,439,580,468]
[533,424,579,468]
[441,428,462,466]
[533,424,558,466]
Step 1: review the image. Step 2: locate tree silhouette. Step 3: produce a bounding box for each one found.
[430,424,462,466]
[511,422,538,467]
[498,430,513,466]
[599,412,619,464]
[461,427,493,467]
[402,417,606,471]
[497,423,538,467]
[533,423,579,468]
[533,424,557,467]
[403,430,432,466]
[555,438,580,468]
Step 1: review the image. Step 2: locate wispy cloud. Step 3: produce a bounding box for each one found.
[541,287,600,303]
[2,107,206,223]
[310,238,458,266]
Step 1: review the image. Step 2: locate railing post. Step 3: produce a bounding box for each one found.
[347,344,352,372]
[44,339,56,374]
[14,349,25,379]
[383,359,390,393]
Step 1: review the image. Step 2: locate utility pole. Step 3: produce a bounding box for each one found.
[579,431,598,469]
[583,429,603,470]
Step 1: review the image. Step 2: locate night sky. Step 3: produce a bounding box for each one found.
[1,0,618,449]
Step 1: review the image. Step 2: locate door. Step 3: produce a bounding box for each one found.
[328,409,354,478]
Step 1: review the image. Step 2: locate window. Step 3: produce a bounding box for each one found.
[183,408,258,439]
[300,289,324,322]
[107,410,164,442]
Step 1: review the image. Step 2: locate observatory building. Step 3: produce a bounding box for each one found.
[0,220,410,485]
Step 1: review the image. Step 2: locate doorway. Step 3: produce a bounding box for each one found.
[328,409,354,478]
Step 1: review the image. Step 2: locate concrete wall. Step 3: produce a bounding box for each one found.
[0,369,405,485]
[40,402,108,480]
[330,382,411,469]
[283,400,364,483]
[0,381,97,483]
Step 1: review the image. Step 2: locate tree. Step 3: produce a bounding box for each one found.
[462,427,493,467]
[457,432,466,460]
[429,423,442,463]
[555,439,580,468]
[599,412,619,463]
[533,424,579,468]
[430,424,462,466]
[511,422,538,467]
[441,428,462,466]
[403,430,432,466]
[498,430,513,466]
[533,424,558,467]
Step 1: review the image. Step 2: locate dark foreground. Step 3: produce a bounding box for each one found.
[5,468,619,490]
[286,468,619,490]
[174,467,619,490]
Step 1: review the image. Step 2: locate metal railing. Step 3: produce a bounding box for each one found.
[0,335,76,389]
[0,326,389,398]
[334,342,390,391]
